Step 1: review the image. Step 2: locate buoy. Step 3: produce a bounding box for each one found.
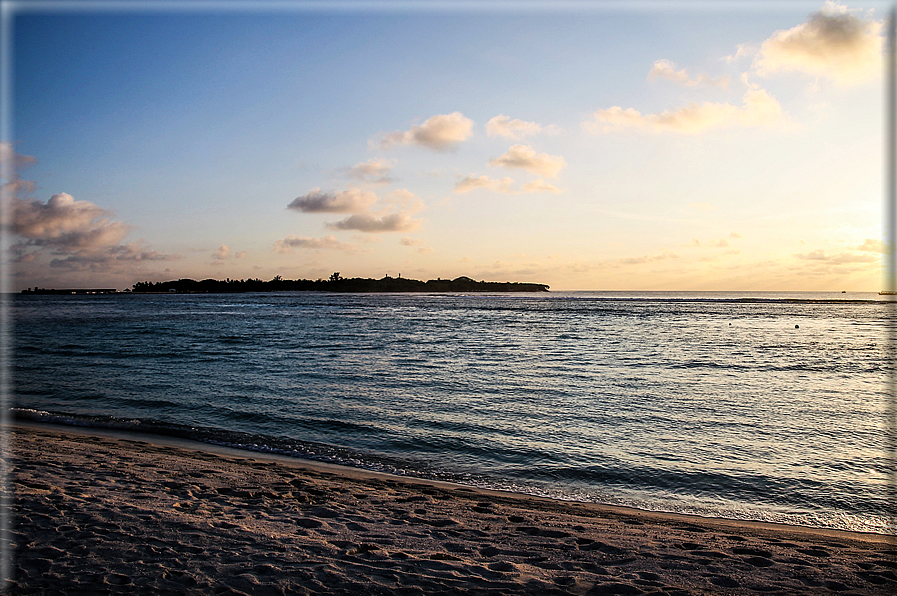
[795,324,799,328]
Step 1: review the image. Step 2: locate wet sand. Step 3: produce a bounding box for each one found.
[9,424,897,594]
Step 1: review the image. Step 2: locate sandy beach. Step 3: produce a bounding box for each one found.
[8,424,896,595]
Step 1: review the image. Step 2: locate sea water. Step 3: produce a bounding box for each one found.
[11,291,895,534]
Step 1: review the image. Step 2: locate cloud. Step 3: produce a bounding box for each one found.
[346,158,394,183]
[399,237,433,253]
[327,212,420,233]
[485,115,558,140]
[619,252,679,265]
[3,151,176,283]
[0,141,37,171]
[856,238,886,252]
[753,2,883,85]
[287,187,378,213]
[379,112,474,151]
[273,235,357,253]
[213,244,231,260]
[44,243,179,271]
[381,188,424,212]
[11,192,134,250]
[487,145,566,179]
[453,175,562,195]
[110,243,178,262]
[583,85,784,134]
[521,178,562,194]
[48,254,117,271]
[454,175,515,194]
[725,44,756,63]
[648,59,730,88]
[795,249,878,263]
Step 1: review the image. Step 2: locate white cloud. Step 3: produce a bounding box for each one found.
[327,212,420,233]
[583,85,784,135]
[379,112,474,151]
[485,115,558,140]
[753,2,883,85]
[648,59,730,88]
[487,145,566,179]
[287,187,378,213]
[273,235,357,253]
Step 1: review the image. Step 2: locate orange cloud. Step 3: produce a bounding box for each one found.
[583,86,784,135]
[379,112,474,151]
[487,145,566,179]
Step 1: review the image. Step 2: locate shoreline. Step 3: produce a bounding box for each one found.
[12,421,894,544]
[10,423,896,594]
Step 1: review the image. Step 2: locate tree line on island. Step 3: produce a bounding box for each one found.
[128,273,549,294]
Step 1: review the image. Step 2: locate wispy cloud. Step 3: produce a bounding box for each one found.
[795,249,877,263]
[0,141,36,172]
[648,59,729,88]
[378,112,474,151]
[487,145,566,179]
[273,235,357,253]
[287,187,378,213]
[855,238,886,253]
[111,243,178,262]
[583,84,784,135]
[211,244,247,260]
[753,2,883,85]
[485,115,558,140]
[454,175,515,194]
[453,175,561,195]
[399,237,433,253]
[521,179,562,194]
[345,158,394,184]
[618,252,679,266]
[46,243,179,271]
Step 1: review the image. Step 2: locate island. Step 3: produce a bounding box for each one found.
[18,274,549,294]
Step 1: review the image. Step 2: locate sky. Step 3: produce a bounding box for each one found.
[1,0,891,291]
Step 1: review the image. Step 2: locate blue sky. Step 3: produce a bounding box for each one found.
[3,1,889,290]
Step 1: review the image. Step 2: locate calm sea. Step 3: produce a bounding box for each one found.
[10,291,895,534]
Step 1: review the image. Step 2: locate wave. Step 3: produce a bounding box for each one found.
[11,407,893,536]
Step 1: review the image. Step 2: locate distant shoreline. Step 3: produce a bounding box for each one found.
[20,274,550,295]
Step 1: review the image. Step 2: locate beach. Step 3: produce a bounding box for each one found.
[8,424,896,595]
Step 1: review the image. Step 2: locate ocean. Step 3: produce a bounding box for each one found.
[11,290,895,535]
